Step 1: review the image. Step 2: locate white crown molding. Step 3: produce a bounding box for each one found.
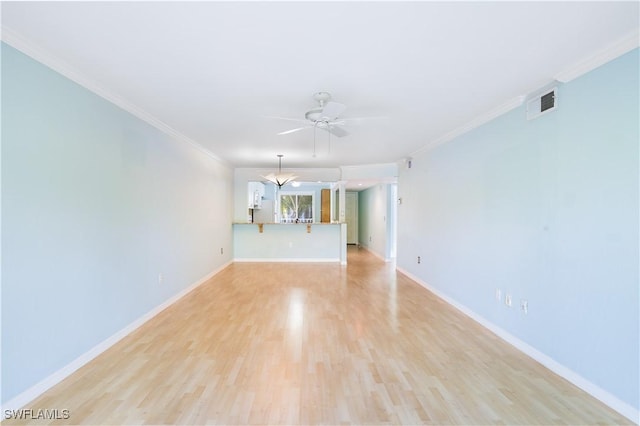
[1,26,228,166]
[411,95,525,157]
[410,28,639,159]
[555,28,640,83]
[396,266,640,424]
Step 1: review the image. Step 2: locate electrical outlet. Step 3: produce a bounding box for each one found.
[495,288,502,302]
[505,294,512,307]
[520,299,528,314]
[220,247,224,255]
[417,256,421,264]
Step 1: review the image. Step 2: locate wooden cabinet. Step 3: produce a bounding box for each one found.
[321,189,331,223]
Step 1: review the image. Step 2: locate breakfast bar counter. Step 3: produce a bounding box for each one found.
[232,222,347,264]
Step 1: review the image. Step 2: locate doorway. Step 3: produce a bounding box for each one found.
[346,192,358,244]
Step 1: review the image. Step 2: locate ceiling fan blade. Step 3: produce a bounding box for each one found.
[317,123,349,138]
[277,126,310,136]
[264,115,308,124]
[320,101,346,120]
[340,116,389,123]
[328,125,349,137]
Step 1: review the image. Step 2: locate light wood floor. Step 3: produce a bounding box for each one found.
[7,247,631,425]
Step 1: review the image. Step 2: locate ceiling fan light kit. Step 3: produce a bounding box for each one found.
[274,92,351,139]
[272,91,387,158]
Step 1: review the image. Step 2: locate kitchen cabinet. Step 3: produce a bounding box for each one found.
[321,189,331,223]
[248,181,265,209]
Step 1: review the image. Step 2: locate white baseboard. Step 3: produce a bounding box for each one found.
[233,258,340,263]
[1,261,231,413]
[396,267,640,424]
[358,245,392,262]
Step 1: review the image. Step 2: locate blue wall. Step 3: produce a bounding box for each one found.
[1,43,234,404]
[358,185,391,259]
[397,49,639,411]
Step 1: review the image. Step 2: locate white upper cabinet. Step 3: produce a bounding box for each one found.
[248,181,265,209]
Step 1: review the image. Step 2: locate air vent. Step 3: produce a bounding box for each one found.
[540,91,555,112]
[527,87,557,120]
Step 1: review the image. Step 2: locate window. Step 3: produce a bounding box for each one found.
[280,192,313,223]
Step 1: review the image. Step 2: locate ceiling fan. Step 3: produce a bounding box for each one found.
[272,92,351,138]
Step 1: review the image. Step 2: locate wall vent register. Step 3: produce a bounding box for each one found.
[527,87,557,120]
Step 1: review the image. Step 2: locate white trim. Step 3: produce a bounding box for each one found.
[396,267,640,424]
[233,258,340,263]
[0,27,226,165]
[410,31,640,159]
[555,29,640,83]
[0,261,232,413]
[358,245,390,262]
[411,95,525,157]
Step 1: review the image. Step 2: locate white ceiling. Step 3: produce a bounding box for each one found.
[2,1,639,170]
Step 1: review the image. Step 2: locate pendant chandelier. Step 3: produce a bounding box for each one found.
[261,154,297,188]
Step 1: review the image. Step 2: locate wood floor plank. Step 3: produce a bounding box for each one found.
[4,246,633,425]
